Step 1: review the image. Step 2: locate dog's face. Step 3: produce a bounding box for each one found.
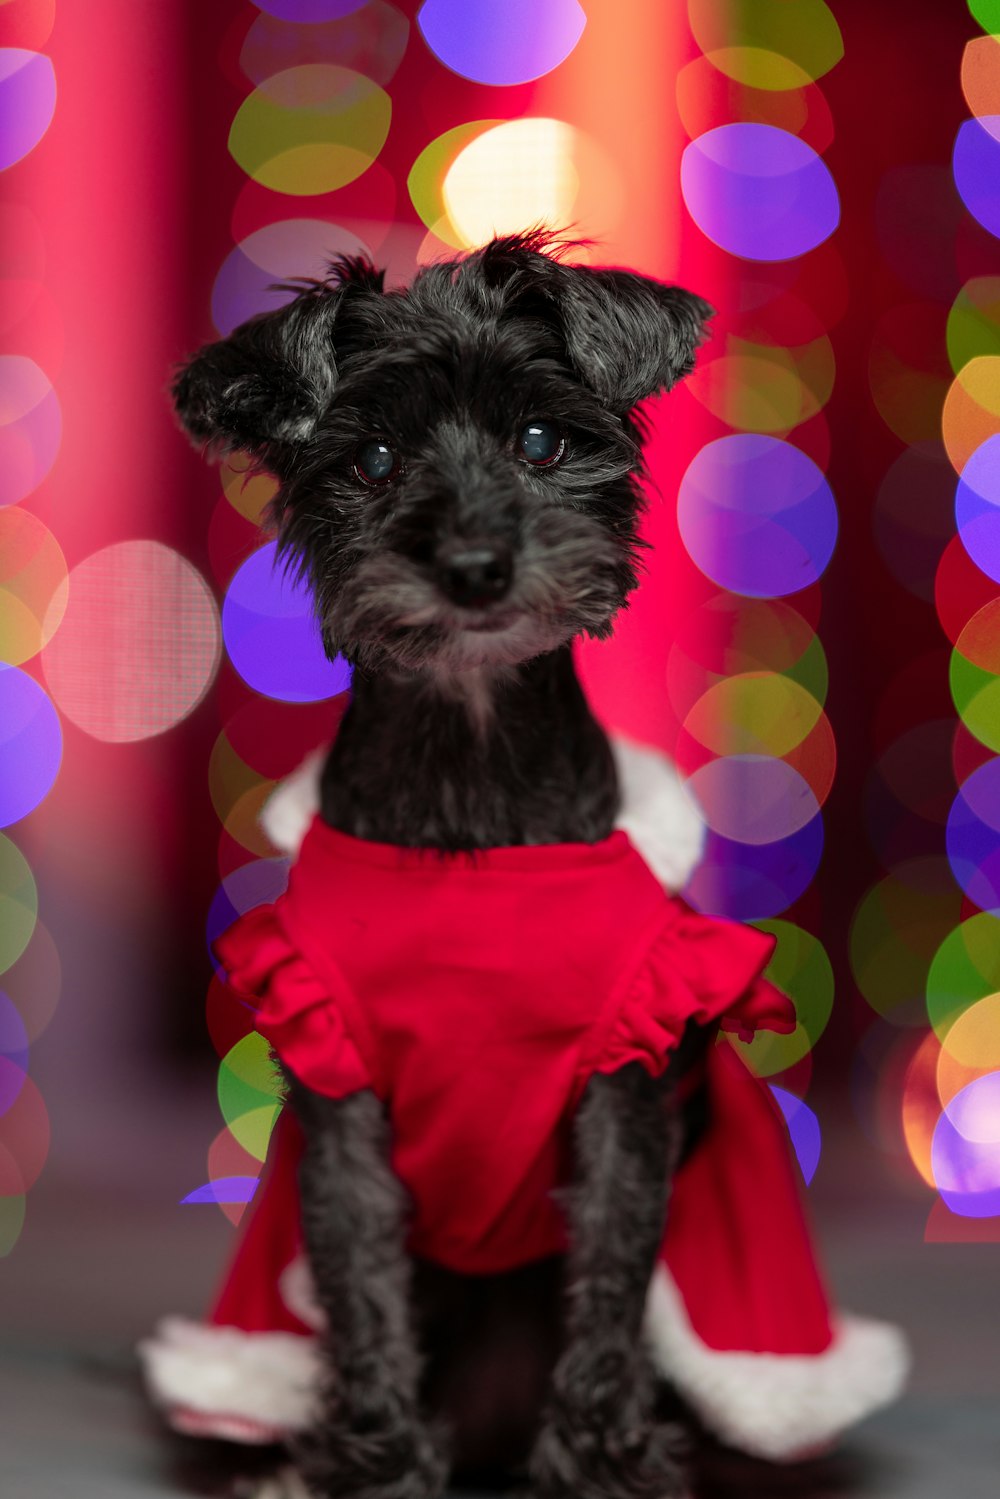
[174,234,711,675]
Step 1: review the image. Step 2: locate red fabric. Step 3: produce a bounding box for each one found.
[217,821,793,1275]
[663,1041,833,1355]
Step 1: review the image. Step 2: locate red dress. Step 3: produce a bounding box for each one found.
[142,818,908,1460]
[216,821,796,1275]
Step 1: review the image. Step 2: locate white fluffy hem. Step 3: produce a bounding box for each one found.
[643,1265,911,1462]
[139,1317,319,1439]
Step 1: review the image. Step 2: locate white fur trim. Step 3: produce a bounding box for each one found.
[643,1265,911,1462]
[259,747,326,858]
[259,736,706,894]
[612,737,706,893]
[139,1317,319,1438]
[278,1254,325,1332]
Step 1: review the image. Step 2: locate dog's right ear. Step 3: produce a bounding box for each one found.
[172,258,382,475]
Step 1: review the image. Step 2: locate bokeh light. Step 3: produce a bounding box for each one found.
[932,1073,1000,1217]
[946,758,1000,909]
[677,435,838,597]
[241,3,409,90]
[675,55,835,155]
[953,116,1000,240]
[407,120,503,247]
[206,858,289,959]
[684,813,824,921]
[927,911,1000,1041]
[947,277,1000,373]
[222,541,351,703]
[738,920,833,1077]
[944,359,1000,476]
[851,863,962,1028]
[680,124,839,261]
[686,756,820,844]
[0,354,61,506]
[770,1085,822,1184]
[0,49,56,170]
[955,435,1000,581]
[687,333,834,434]
[41,541,221,743]
[0,668,61,827]
[417,0,585,86]
[221,454,279,525]
[229,65,391,196]
[211,218,371,335]
[0,835,37,975]
[0,507,67,663]
[687,0,843,90]
[442,118,578,248]
[252,0,367,19]
[938,993,1000,1108]
[217,1031,282,1162]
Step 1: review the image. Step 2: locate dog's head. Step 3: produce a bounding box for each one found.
[174,232,711,675]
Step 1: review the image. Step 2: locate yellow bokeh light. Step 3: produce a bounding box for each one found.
[943,356,1000,475]
[938,993,1000,1107]
[443,118,580,250]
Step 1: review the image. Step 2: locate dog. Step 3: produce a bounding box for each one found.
[171,230,717,1499]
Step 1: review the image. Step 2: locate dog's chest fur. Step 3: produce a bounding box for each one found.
[320,647,619,852]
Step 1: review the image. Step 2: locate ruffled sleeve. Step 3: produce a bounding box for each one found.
[215,905,372,1099]
[591,904,796,1080]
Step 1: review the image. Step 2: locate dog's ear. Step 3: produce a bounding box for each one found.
[171,259,383,473]
[473,237,713,413]
[553,267,714,412]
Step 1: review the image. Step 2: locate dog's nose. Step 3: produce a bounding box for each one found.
[436,542,513,608]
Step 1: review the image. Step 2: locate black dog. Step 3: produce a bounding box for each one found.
[173,232,711,1499]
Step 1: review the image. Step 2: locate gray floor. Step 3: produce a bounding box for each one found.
[2,1084,999,1498]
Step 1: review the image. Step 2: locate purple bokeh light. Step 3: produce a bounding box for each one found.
[678,435,838,598]
[252,0,367,20]
[683,815,824,922]
[932,1073,1000,1217]
[681,124,839,262]
[686,756,820,846]
[953,117,1000,241]
[0,50,56,171]
[222,541,353,703]
[946,759,1000,909]
[207,857,290,963]
[417,0,585,86]
[770,1086,821,1186]
[212,220,371,335]
[0,991,28,1117]
[182,1176,261,1206]
[955,435,1000,583]
[0,667,62,827]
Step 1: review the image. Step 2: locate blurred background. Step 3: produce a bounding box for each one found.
[3,1,1000,1495]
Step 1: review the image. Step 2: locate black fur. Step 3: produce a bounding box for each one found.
[174,233,711,1499]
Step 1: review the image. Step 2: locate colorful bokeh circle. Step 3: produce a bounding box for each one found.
[677,435,838,597]
[222,541,351,703]
[417,0,585,86]
[41,541,221,742]
[681,124,839,261]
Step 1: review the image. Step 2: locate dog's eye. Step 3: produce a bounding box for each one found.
[517,420,565,468]
[354,438,402,486]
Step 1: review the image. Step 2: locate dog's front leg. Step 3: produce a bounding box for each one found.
[287,1078,447,1499]
[531,1063,686,1499]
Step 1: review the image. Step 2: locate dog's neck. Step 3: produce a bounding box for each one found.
[320,645,619,851]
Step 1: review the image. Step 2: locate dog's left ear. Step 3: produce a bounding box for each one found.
[553,266,714,413]
[171,259,384,476]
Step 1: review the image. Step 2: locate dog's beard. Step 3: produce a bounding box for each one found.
[318,509,635,674]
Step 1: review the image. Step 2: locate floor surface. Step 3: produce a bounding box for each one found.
[2,1083,998,1498]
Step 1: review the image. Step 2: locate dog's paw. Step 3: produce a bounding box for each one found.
[530,1417,688,1499]
[294,1414,448,1499]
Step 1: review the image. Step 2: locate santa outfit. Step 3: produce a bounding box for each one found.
[141,741,907,1462]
